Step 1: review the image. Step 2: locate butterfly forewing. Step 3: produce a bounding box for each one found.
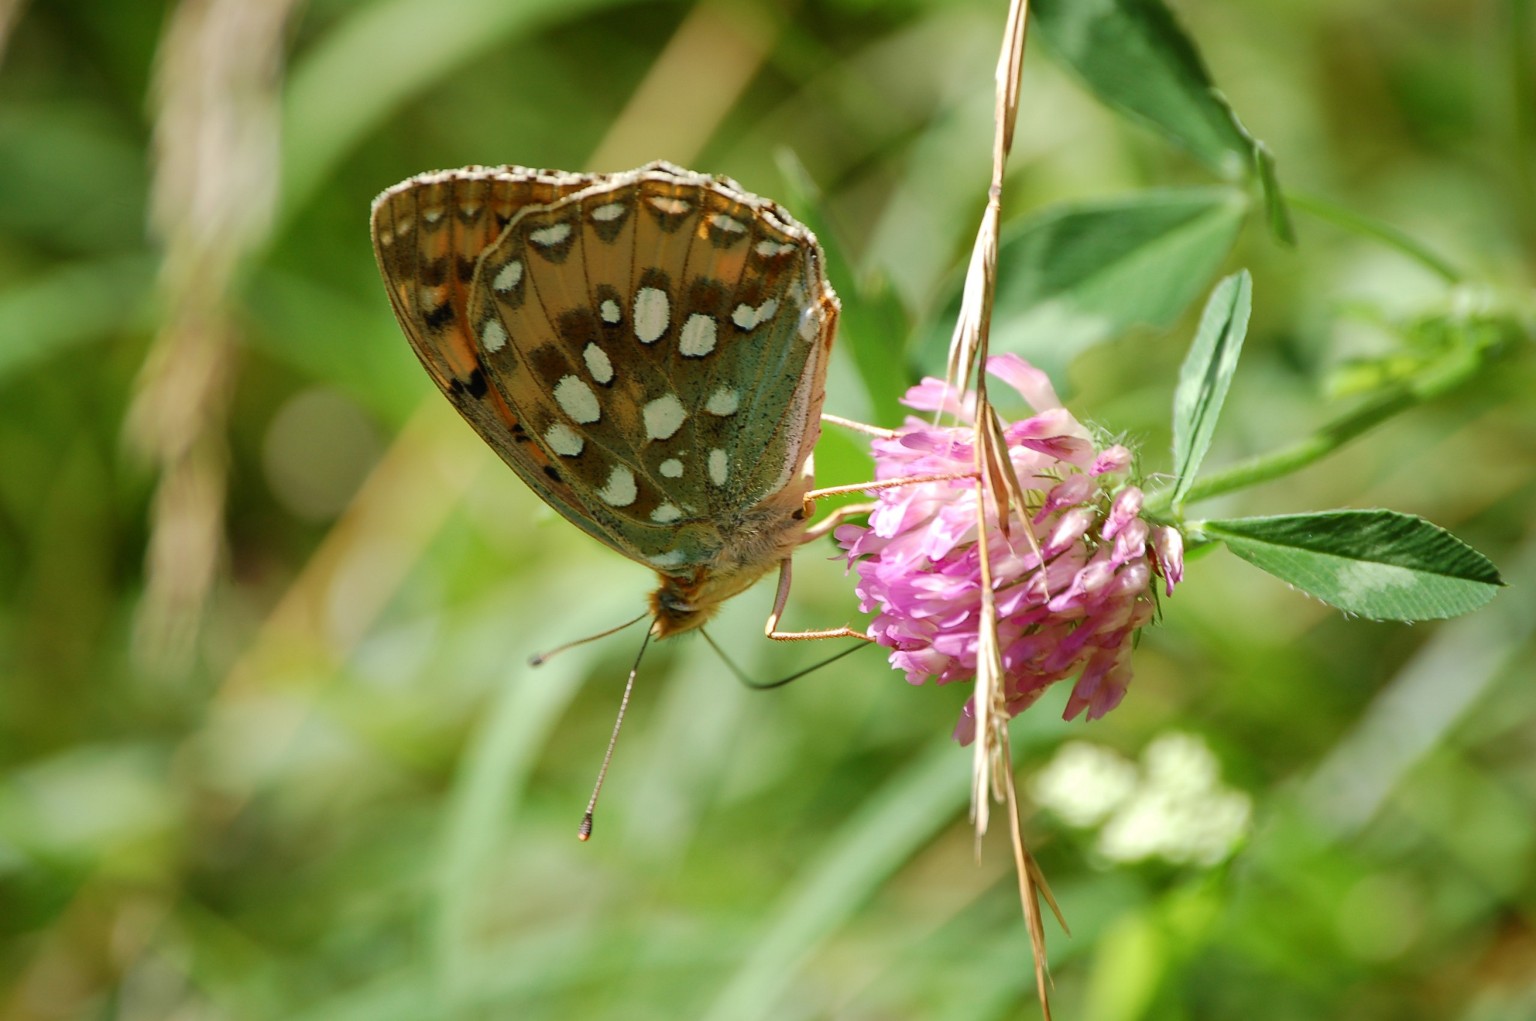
[372,160,837,604]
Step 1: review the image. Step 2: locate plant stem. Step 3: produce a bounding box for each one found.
[1146,343,1484,517]
[1285,191,1465,284]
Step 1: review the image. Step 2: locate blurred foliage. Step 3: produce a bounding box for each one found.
[2,0,1534,1019]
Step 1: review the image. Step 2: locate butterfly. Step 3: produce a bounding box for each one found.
[370,161,842,639]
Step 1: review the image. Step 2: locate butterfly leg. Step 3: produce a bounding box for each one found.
[820,412,895,438]
[768,472,978,642]
[799,470,980,518]
[764,558,875,643]
[800,502,875,543]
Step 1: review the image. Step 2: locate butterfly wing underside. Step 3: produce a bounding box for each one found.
[370,162,838,581]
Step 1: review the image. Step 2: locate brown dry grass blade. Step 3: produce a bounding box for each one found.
[942,0,1061,1016]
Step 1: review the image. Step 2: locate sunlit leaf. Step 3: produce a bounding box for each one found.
[1201,510,1503,620]
[1033,0,1292,241]
[1033,0,1247,174]
[1170,270,1251,508]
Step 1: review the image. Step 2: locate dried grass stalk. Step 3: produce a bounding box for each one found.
[943,0,1065,1015]
[128,0,297,673]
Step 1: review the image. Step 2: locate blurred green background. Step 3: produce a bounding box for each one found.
[2,0,1534,1018]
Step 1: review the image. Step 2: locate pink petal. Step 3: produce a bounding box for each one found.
[952,701,977,745]
[1045,508,1096,556]
[1036,474,1093,522]
[1091,445,1132,476]
[1102,486,1144,539]
[1153,525,1184,594]
[901,377,972,420]
[1111,519,1149,564]
[985,353,1062,411]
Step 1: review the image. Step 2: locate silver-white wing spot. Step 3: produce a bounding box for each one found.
[493,260,523,292]
[598,466,637,507]
[648,550,688,569]
[480,319,507,353]
[599,299,622,324]
[754,239,795,257]
[633,287,669,344]
[678,313,717,357]
[731,297,778,331]
[659,458,684,478]
[545,423,584,457]
[705,387,739,417]
[591,202,627,222]
[643,394,687,441]
[423,208,444,224]
[709,212,748,234]
[392,215,414,237]
[530,222,572,247]
[647,195,691,215]
[708,448,729,487]
[798,304,821,341]
[651,503,683,524]
[553,375,601,424]
[583,343,614,384]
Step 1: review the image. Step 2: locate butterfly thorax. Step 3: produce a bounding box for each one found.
[648,496,809,638]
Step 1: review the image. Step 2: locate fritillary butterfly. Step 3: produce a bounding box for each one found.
[370,161,839,638]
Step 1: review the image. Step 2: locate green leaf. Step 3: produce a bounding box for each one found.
[1033,0,1249,174]
[1033,0,1293,242]
[1170,270,1252,508]
[918,188,1247,378]
[1200,511,1504,621]
[776,150,910,424]
[1253,142,1296,245]
[836,274,912,426]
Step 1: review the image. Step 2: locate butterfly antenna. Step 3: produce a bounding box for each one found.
[530,610,650,667]
[700,628,873,690]
[578,623,653,841]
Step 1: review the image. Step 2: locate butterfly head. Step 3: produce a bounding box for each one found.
[645,481,816,639]
[649,580,712,638]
